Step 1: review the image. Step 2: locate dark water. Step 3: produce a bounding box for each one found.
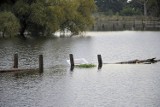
[0,31,160,107]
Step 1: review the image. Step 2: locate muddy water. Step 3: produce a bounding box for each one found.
[0,31,160,107]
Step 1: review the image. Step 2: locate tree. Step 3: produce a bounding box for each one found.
[120,6,142,16]
[95,0,127,13]
[157,0,160,16]
[0,11,20,38]
[56,0,96,36]
[128,0,159,16]
[0,0,96,38]
[134,0,148,16]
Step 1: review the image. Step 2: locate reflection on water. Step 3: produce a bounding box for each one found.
[0,31,160,107]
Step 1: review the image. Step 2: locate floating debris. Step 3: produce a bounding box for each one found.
[67,58,88,65]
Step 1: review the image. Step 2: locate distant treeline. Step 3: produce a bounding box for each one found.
[95,0,160,17]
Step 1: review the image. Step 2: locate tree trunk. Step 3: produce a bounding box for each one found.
[157,0,160,16]
[20,27,25,39]
[2,32,5,38]
[2,28,5,38]
[19,20,27,39]
[144,2,147,16]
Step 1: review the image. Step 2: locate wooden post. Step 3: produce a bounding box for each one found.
[142,19,145,30]
[69,54,74,71]
[123,24,126,29]
[97,54,103,69]
[153,20,155,29]
[101,24,105,31]
[92,25,95,31]
[39,55,43,73]
[13,54,18,68]
[133,20,135,29]
[142,22,145,30]
[113,24,115,31]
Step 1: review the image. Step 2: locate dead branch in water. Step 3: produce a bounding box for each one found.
[115,58,160,64]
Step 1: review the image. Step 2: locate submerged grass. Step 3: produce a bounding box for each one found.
[76,64,96,68]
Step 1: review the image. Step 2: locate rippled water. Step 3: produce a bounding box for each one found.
[0,31,160,107]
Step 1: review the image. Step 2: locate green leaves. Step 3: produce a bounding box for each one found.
[76,64,96,68]
[13,0,30,16]
[30,2,46,26]
[0,11,20,37]
[59,0,96,35]
[120,7,142,16]
[0,0,96,37]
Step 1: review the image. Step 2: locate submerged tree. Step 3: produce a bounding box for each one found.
[60,0,96,36]
[0,11,20,38]
[0,0,96,38]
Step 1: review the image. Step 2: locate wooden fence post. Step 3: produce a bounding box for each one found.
[69,54,74,71]
[142,20,145,30]
[97,54,103,69]
[133,20,135,29]
[13,54,18,68]
[113,24,115,31]
[39,55,43,73]
[123,24,126,29]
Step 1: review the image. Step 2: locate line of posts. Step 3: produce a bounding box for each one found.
[13,54,43,73]
[12,54,103,72]
[69,54,103,71]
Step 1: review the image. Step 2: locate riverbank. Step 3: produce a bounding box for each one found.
[0,15,160,38]
[92,15,160,31]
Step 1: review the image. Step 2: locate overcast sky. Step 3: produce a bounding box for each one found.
[127,0,132,2]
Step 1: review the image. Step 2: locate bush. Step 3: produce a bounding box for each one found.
[0,11,20,37]
[120,7,142,16]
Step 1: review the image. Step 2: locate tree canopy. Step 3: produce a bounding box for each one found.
[0,11,20,37]
[0,0,96,38]
[95,0,160,17]
[128,0,160,16]
[95,0,128,14]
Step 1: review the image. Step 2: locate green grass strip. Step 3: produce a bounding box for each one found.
[76,64,96,68]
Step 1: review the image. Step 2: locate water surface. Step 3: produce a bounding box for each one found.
[0,31,160,107]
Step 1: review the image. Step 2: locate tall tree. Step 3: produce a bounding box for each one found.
[0,11,20,37]
[0,0,96,38]
[128,0,159,16]
[95,0,127,13]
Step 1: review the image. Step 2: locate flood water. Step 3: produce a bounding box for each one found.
[0,31,160,107]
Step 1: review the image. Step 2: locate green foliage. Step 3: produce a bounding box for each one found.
[59,0,96,35]
[30,2,46,26]
[0,0,96,37]
[13,0,30,17]
[95,0,159,17]
[0,11,20,37]
[120,7,142,16]
[147,0,160,16]
[76,64,96,68]
[105,10,114,16]
[128,0,160,17]
[95,0,127,13]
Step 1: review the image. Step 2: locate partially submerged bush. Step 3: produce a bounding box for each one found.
[76,64,96,68]
[0,11,20,37]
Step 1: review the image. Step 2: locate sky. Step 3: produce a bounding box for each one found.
[127,0,132,2]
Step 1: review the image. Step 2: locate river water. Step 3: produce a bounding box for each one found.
[0,31,160,107]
